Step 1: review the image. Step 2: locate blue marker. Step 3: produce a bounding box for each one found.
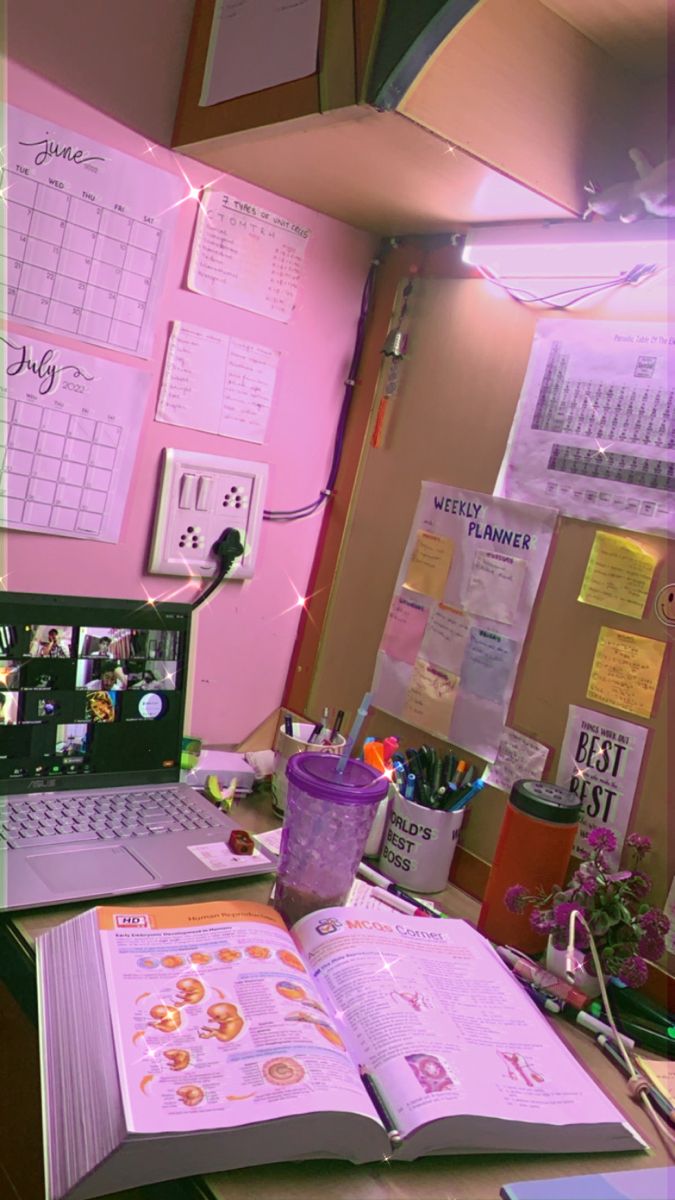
[404,772,416,800]
[449,779,486,811]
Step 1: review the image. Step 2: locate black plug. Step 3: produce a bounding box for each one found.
[191,528,244,611]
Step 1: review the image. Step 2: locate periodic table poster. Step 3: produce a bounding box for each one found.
[1,105,183,359]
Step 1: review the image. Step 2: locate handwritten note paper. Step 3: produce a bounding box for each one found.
[200,0,322,106]
[403,658,459,737]
[420,603,470,674]
[403,530,454,601]
[156,322,279,443]
[486,728,549,792]
[579,532,657,620]
[587,627,666,718]
[380,595,429,665]
[188,190,310,322]
[465,550,526,625]
[461,627,519,701]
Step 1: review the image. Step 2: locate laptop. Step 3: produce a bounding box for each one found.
[0,591,275,911]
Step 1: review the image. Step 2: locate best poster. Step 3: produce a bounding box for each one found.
[556,705,649,869]
[372,483,557,760]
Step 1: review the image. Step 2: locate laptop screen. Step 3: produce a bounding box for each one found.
[0,592,192,796]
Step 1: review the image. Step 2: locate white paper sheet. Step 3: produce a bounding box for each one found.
[156,321,280,443]
[0,328,147,541]
[485,728,550,794]
[496,320,674,536]
[188,189,310,323]
[556,705,649,869]
[201,0,322,106]
[2,106,183,359]
[372,483,557,761]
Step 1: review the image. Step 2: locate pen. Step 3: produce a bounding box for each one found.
[448,779,486,811]
[329,708,344,743]
[284,714,294,736]
[359,1069,401,1137]
[510,969,635,1049]
[307,722,323,744]
[404,772,416,800]
[596,1035,674,1125]
[370,886,423,916]
[357,863,446,917]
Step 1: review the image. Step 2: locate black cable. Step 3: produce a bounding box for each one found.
[262,254,380,522]
[191,528,244,611]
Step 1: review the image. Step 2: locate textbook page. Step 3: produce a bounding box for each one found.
[294,909,635,1142]
[97,902,381,1135]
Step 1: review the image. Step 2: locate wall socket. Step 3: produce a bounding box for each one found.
[148,448,268,579]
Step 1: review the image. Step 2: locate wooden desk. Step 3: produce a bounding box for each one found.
[0,792,669,1200]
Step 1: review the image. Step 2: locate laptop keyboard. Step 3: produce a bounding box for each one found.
[0,789,223,849]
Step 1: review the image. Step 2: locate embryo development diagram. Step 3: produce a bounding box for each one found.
[198,1002,245,1043]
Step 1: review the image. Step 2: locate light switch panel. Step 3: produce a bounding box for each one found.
[148,448,268,579]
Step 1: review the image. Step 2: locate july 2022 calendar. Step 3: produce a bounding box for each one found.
[1,106,184,359]
[0,329,147,542]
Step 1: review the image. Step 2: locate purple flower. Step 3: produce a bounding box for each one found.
[639,907,670,934]
[638,932,665,961]
[616,955,649,988]
[504,884,529,913]
[586,828,618,853]
[626,833,652,855]
[552,900,584,929]
[529,907,554,934]
[578,877,598,896]
[627,870,652,900]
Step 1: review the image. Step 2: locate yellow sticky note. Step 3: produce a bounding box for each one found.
[402,658,459,737]
[403,530,454,601]
[579,532,657,619]
[587,626,666,718]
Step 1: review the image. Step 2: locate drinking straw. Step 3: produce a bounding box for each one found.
[336,691,372,774]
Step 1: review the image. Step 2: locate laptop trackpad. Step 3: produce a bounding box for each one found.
[25,845,156,894]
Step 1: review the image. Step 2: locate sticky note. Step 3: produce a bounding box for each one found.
[587,626,666,718]
[465,550,526,625]
[420,603,470,674]
[380,594,429,665]
[486,728,549,793]
[579,532,657,619]
[402,658,459,736]
[403,530,454,601]
[460,627,519,702]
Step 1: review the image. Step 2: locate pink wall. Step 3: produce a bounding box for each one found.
[4,63,377,744]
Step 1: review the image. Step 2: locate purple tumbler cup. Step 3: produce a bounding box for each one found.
[273,752,389,925]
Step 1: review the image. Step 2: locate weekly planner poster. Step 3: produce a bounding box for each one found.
[372,483,557,760]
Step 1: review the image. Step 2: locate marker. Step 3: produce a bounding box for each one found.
[329,708,345,744]
[356,863,446,917]
[451,760,467,787]
[307,722,323,744]
[284,714,294,736]
[448,779,486,811]
[596,1035,674,1125]
[404,772,416,799]
[370,886,421,916]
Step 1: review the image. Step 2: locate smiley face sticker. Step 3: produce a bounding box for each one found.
[655,584,675,629]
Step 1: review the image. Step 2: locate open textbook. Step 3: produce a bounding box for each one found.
[37,901,646,1200]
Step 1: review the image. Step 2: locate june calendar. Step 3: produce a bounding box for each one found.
[1,106,184,359]
[0,328,147,542]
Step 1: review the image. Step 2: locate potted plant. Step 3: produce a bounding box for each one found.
[504,828,670,993]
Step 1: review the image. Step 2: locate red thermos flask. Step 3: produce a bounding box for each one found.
[477,780,581,954]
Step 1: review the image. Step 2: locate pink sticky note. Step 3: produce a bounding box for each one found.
[381,594,429,666]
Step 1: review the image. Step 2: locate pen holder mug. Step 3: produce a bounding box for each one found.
[273,752,389,925]
[271,721,346,816]
[379,790,464,893]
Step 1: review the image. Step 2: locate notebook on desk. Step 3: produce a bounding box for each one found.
[0,591,275,911]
